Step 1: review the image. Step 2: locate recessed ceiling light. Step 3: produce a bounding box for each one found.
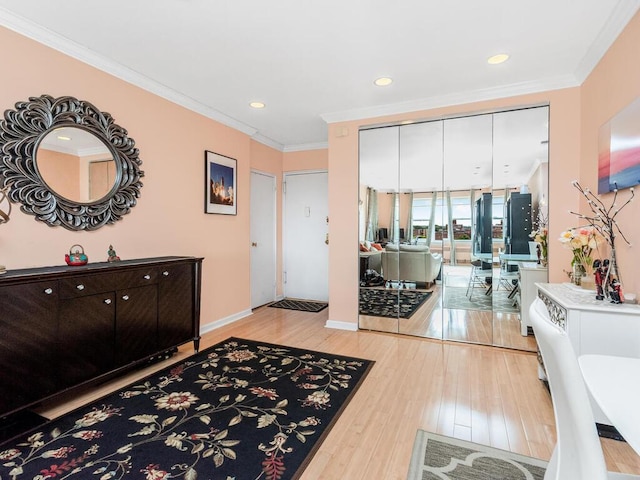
[487,54,509,65]
[249,101,265,109]
[374,77,393,87]
[57,136,71,141]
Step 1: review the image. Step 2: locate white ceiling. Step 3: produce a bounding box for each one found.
[0,1,637,152]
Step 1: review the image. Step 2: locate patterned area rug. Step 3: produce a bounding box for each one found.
[0,338,373,480]
[443,286,519,313]
[359,289,432,319]
[269,298,328,312]
[407,431,547,479]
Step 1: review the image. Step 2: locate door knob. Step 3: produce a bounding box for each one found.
[251,242,258,247]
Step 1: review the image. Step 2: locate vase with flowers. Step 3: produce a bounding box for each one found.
[530,209,548,267]
[558,226,603,286]
[567,181,634,300]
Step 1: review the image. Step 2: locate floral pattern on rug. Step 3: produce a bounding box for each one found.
[0,338,373,480]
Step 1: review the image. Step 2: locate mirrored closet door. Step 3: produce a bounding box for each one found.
[358,106,549,351]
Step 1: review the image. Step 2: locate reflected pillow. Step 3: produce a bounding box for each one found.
[370,243,383,251]
[399,245,430,252]
[359,243,369,252]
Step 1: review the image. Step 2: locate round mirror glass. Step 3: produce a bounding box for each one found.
[36,126,118,203]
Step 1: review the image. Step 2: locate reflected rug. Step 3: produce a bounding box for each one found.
[359,289,432,319]
[443,287,519,314]
[0,338,373,480]
[269,299,328,312]
[407,431,547,480]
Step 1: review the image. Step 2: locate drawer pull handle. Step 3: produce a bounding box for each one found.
[144,274,151,280]
[104,299,112,305]
[76,284,85,290]
[44,288,53,295]
[122,295,130,301]
[163,271,169,276]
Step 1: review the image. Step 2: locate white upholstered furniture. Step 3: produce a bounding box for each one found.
[381,244,442,286]
[530,298,639,480]
[579,355,640,455]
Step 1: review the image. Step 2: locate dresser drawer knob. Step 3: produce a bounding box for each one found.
[76,284,85,290]
[44,288,53,295]
[104,298,112,305]
[163,271,169,276]
[122,295,129,301]
[144,274,151,280]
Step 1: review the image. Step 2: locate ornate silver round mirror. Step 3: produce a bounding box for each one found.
[0,94,143,230]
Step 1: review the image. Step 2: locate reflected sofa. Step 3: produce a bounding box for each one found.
[381,244,443,286]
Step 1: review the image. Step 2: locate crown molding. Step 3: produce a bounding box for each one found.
[283,142,328,153]
[573,1,640,83]
[320,74,579,125]
[0,7,260,139]
[250,132,284,151]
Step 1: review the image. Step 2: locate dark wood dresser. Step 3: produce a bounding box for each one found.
[0,256,203,430]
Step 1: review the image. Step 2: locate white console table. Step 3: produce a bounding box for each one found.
[518,262,547,336]
[535,282,640,426]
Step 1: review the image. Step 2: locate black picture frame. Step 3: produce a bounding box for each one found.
[204,150,237,215]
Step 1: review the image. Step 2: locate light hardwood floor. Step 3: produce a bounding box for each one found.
[37,306,640,479]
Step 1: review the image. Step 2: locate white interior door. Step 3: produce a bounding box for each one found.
[250,170,276,308]
[283,171,329,301]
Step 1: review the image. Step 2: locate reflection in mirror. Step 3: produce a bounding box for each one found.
[397,121,443,339]
[442,114,494,345]
[359,126,400,334]
[357,105,548,353]
[492,107,549,351]
[37,127,117,203]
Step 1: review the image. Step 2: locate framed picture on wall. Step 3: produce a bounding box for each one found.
[205,150,237,215]
[598,96,640,194]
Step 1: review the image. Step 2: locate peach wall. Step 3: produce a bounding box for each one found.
[283,149,328,172]
[327,89,581,326]
[0,26,253,327]
[36,150,80,201]
[580,10,640,298]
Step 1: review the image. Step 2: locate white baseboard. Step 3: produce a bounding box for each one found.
[325,319,358,331]
[200,308,253,335]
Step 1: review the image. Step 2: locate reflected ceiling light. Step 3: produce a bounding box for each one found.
[400,120,414,125]
[249,101,265,109]
[57,135,72,141]
[487,53,509,65]
[374,77,393,87]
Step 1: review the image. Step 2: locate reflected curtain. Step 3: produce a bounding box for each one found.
[427,191,437,247]
[446,190,456,265]
[390,192,398,243]
[469,189,476,255]
[365,187,378,242]
[406,192,414,244]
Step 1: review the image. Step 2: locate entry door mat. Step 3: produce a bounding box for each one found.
[359,288,432,319]
[0,337,373,480]
[407,431,547,479]
[443,287,519,313]
[269,298,328,312]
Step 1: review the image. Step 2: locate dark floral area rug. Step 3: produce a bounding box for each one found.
[359,288,432,319]
[0,338,373,480]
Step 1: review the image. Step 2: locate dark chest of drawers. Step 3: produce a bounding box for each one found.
[0,256,203,421]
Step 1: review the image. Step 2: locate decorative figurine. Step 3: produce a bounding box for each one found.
[65,244,88,266]
[609,278,624,304]
[107,245,121,263]
[593,259,604,300]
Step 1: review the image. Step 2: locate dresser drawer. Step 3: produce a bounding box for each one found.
[59,273,115,298]
[113,267,158,290]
